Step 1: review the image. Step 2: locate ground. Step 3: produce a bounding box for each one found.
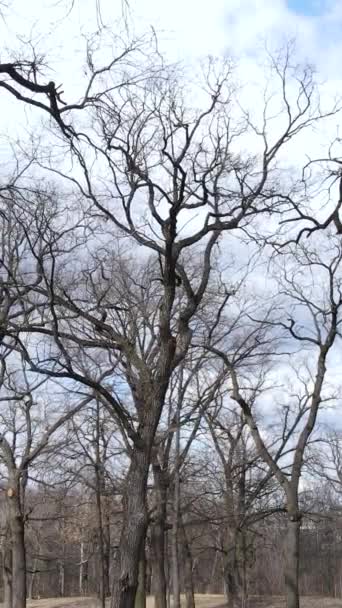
[2,595,342,608]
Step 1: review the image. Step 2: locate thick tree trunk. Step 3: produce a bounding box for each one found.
[179,517,195,608]
[79,541,85,595]
[134,546,146,608]
[223,557,238,608]
[239,530,248,608]
[151,520,167,608]
[59,560,65,597]
[237,459,248,608]
[171,411,181,608]
[110,450,149,608]
[103,515,111,597]
[5,471,27,608]
[284,516,301,608]
[223,528,242,608]
[145,557,152,596]
[3,535,13,608]
[111,336,175,608]
[95,486,106,607]
[171,520,181,608]
[28,558,38,600]
[151,460,168,608]
[59,518,66,597]
[9,502,26,608]
[95,399,107,608]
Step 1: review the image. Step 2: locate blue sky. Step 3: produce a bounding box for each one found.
[287,0,327,15]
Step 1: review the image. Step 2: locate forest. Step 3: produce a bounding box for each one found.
[0,1,342,608]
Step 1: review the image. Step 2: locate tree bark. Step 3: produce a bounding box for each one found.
[110,450,149,608]
[9,500,26,608]
[151,459,168,608]
[151,522,167,608]
[96,507,106,604]
[171,406,181,608]
[6,470,26,608]
[223,554,237,608]
[179,517,195,608]
[134,546,146,608]
[95,400,107,608]
[223,527,243,608]
[3,531,13,608]
[284,516,301,608]
[59,560,65,597]
[28,558,38,600]
[171,518,181,608]
[79,540,85,595]
[103,513,111,597]
[239,530,248,608]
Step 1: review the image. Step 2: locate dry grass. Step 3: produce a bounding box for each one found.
[0,595,225,608]
[12,596,225,608]
[17,599,98,608]
[146,595,226,608]
[1,594,342,608]
[262,598,342,608]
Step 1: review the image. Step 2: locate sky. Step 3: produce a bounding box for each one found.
[0,0,341,121]
[0,0,340,149]
[1,1,341,103]
[287,0,327,15]
[0,0,340,64]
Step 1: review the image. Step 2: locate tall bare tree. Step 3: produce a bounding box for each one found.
[0,33,339,608]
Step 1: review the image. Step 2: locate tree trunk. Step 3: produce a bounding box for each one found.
[179,517,195,608]
[284,516,301,608]
[239,530,248,608]
[208,550,218,594]
[79,541,85,595]
[6,483,26,608]
[223,555,237,608]
[110,355,174,608]
[166,530,171,608]
[95,399,107,608]
[223,528,242,608]
[28,558,38,600]
[151,459,168,608]
[10,509,26,608]
[96,482,106,607]
[110,450,150,608]
[59,517,66,597]
[237,456,248,608]
[151,520,167,608]
[59,560,65,597]
[171,407,181,608]
[104,514,111,597]
[134,546,146,608]
[3,533,13,608]
[171,520,180,608]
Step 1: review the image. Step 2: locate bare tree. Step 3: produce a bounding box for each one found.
[0,34,339,608]
[0,362,93,608]
[205,398,281,608]
[67,400,120,605]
